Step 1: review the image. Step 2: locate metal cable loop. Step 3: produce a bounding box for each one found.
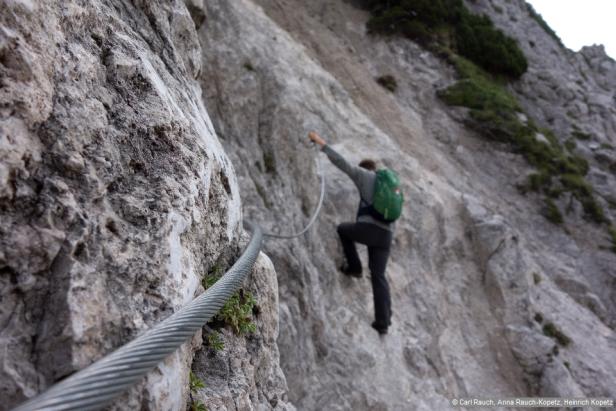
[13,224,263,411]
[262,147,325,239]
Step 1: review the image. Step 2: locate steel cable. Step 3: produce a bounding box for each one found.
[262,147,325,239]
[13,223,263,411]
[12,147,326,411]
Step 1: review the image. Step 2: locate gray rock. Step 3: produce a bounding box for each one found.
[540,361,584,398]
[466,0,616,226]
[191,253,294,411]
[197,0,616,408]
[534,132,550,145]
[0,0,287,410]
[2,0,616,409]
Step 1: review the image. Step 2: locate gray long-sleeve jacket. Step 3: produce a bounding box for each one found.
[322,145,394,232]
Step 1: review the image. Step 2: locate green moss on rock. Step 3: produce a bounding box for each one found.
[543,322,572,347]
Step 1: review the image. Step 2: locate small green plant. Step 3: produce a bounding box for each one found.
[608,225,616,253]
[564,138,576,152]
[579,195,607,224]
[564,361,571,370]
[207,331,225,351]
[202,264,223,289]
[526,171,551,193]
[218,291,257,335]
[542,322,571,347]
[533,272,542,285]
[202,264,258,335]
[375,75,397,92]
[190,371,205,393]
[243,61,255,71]
[438,72,520,115]
[542,199,563,225]
[191,400,208,411]
[263,151,276,174]
[572,130,592,141]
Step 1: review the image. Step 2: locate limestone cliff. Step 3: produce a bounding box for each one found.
[197,0,616,409]
[0,1,289,410]
[1,0,615,410]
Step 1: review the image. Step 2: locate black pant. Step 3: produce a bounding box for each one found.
[337,222,393,328]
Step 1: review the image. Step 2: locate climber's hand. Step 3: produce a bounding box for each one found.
[308,131,326,147]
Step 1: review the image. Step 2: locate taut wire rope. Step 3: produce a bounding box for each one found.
[12,144,326,411]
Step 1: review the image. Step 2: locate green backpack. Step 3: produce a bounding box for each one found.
[370,169,404,222]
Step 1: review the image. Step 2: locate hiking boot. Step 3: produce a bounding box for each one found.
[339,263,361,278]
[371,321,388,335]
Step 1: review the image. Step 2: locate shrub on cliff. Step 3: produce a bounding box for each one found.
[364,0,527,78]
[366,0,460,44]
[455,11,528,78]
[376,74,398,91]
[439,57,606,225]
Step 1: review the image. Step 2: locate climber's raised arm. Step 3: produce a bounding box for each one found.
[308,131,368,192]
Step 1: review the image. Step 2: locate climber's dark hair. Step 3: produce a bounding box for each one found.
[358,159,376,171]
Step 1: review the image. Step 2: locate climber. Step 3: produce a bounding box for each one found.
[308,131,403,335]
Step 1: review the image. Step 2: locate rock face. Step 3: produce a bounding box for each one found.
[2,0,616,410]
[196,0,616,409]
[191,252,294,411]
[0,0,289,410]
[466,0,616,232]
